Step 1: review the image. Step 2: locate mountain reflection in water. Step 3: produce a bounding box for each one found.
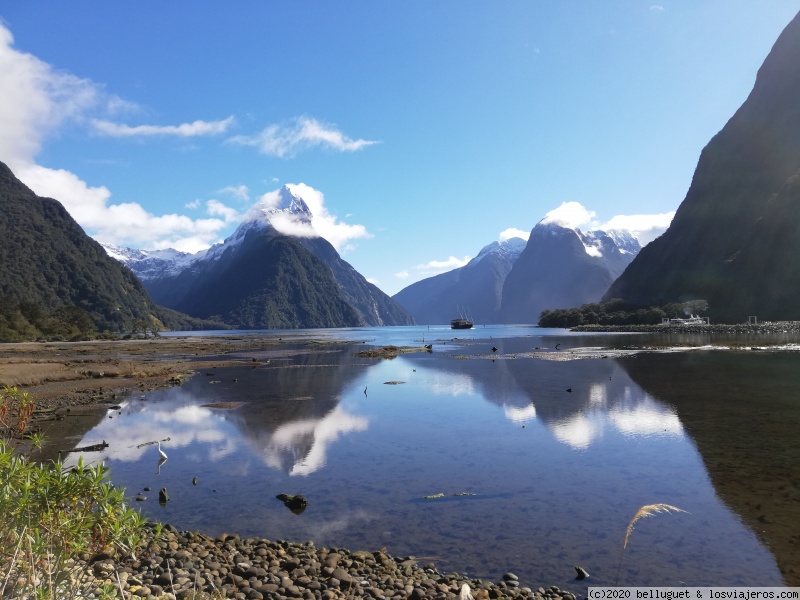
[65,333,790,590]
[618,350,800,585]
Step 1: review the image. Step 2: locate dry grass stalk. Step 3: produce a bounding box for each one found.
[616,503,687,584]
[623,503,687,549]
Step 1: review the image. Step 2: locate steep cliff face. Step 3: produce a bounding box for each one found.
[393,238,525,324]
[143,227,364,329]
[500,223,637,324]
[297,237,414,326]
[605,10,800,322]
[0,160,160,332]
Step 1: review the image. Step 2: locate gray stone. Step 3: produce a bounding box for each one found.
[332,567,353,583]
[324,552,343,568]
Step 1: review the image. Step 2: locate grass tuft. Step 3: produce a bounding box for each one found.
[616,503,687,584]
[1,387,148,599]
[623,503,687,549]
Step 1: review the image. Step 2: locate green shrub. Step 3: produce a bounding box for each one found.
[538,298,707,327]
[0,441,149,598]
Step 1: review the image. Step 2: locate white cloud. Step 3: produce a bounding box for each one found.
[91,116,235,137]
[394,270,410,279]
[0,23,99,168]
[185,199,201,209]
[218,184,250,201]
[601,211,675,245]
[17,163,230,253]
[650,5,665,12]
[206,199,240,223]
[256,183,371,252]
[541,201,597,229]
[0,21,241,254]
[499,227,530,242]
[416,255,471,272]
[536,201,674,246]
[228,116,378,158]
[105,95,141,116]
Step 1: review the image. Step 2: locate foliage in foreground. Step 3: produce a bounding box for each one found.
[0,296,101,343]
[0,440,149,598]
[538,298,709,328]
[0,386,36,440]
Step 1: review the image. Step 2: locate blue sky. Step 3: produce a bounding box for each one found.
[2,2,799,295]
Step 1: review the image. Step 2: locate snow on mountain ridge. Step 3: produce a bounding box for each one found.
[535,220,644,258]
[102,185,323,279]
[604,228,641,254]
[226,184,319,244]
[246,185,313,226]
[470,237,527,267]
[100,243,203,280]
[201,185,319,259]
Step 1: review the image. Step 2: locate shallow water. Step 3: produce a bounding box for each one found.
[66,327,798,591]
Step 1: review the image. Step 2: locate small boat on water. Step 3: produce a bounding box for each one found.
[451,317,474,329]
[662,314,709,326]
[451,306,474,329]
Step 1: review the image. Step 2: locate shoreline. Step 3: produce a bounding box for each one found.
[570,320,800,334]
[4,330,798,595]
[0,335,322,455]
[71,523,579,600]
[4,326,799,450]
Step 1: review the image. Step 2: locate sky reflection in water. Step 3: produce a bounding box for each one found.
[66,331,785,590]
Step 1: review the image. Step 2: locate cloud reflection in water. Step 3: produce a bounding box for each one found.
[251,404,369,476]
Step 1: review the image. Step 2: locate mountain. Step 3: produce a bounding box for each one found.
[605,10,800,322]
[102,245,201,282]
[392,237,526,324]
[295,236,415,327]
[138,228,363,329]
[109,185,414,328]
[0,160,219,334]
[499,222,640,324]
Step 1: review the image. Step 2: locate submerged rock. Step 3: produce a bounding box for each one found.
[574,566,589,580]
[276,493,308,514]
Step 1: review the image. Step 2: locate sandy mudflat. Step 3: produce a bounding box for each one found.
[0,335,330,453]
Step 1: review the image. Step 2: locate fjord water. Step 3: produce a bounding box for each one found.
[67,327,797,589]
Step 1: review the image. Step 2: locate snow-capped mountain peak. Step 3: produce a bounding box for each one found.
[533,220,643,259]
[246,185,313,228]
[211,184,318,255]
[100,243,203,280]
[603,228,642,254]
[101,185,325,280]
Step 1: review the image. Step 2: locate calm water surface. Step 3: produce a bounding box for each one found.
[66,326,797,590]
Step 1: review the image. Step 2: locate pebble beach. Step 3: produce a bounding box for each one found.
[74,523,581,600]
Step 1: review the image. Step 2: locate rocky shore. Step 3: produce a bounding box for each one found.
[75,523,580,600]
[571,320,800,334]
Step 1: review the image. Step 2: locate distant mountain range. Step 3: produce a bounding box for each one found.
[393,221,640,325]
[393,238,526,324]
[605,9,800,322]
[105,186,414,329]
